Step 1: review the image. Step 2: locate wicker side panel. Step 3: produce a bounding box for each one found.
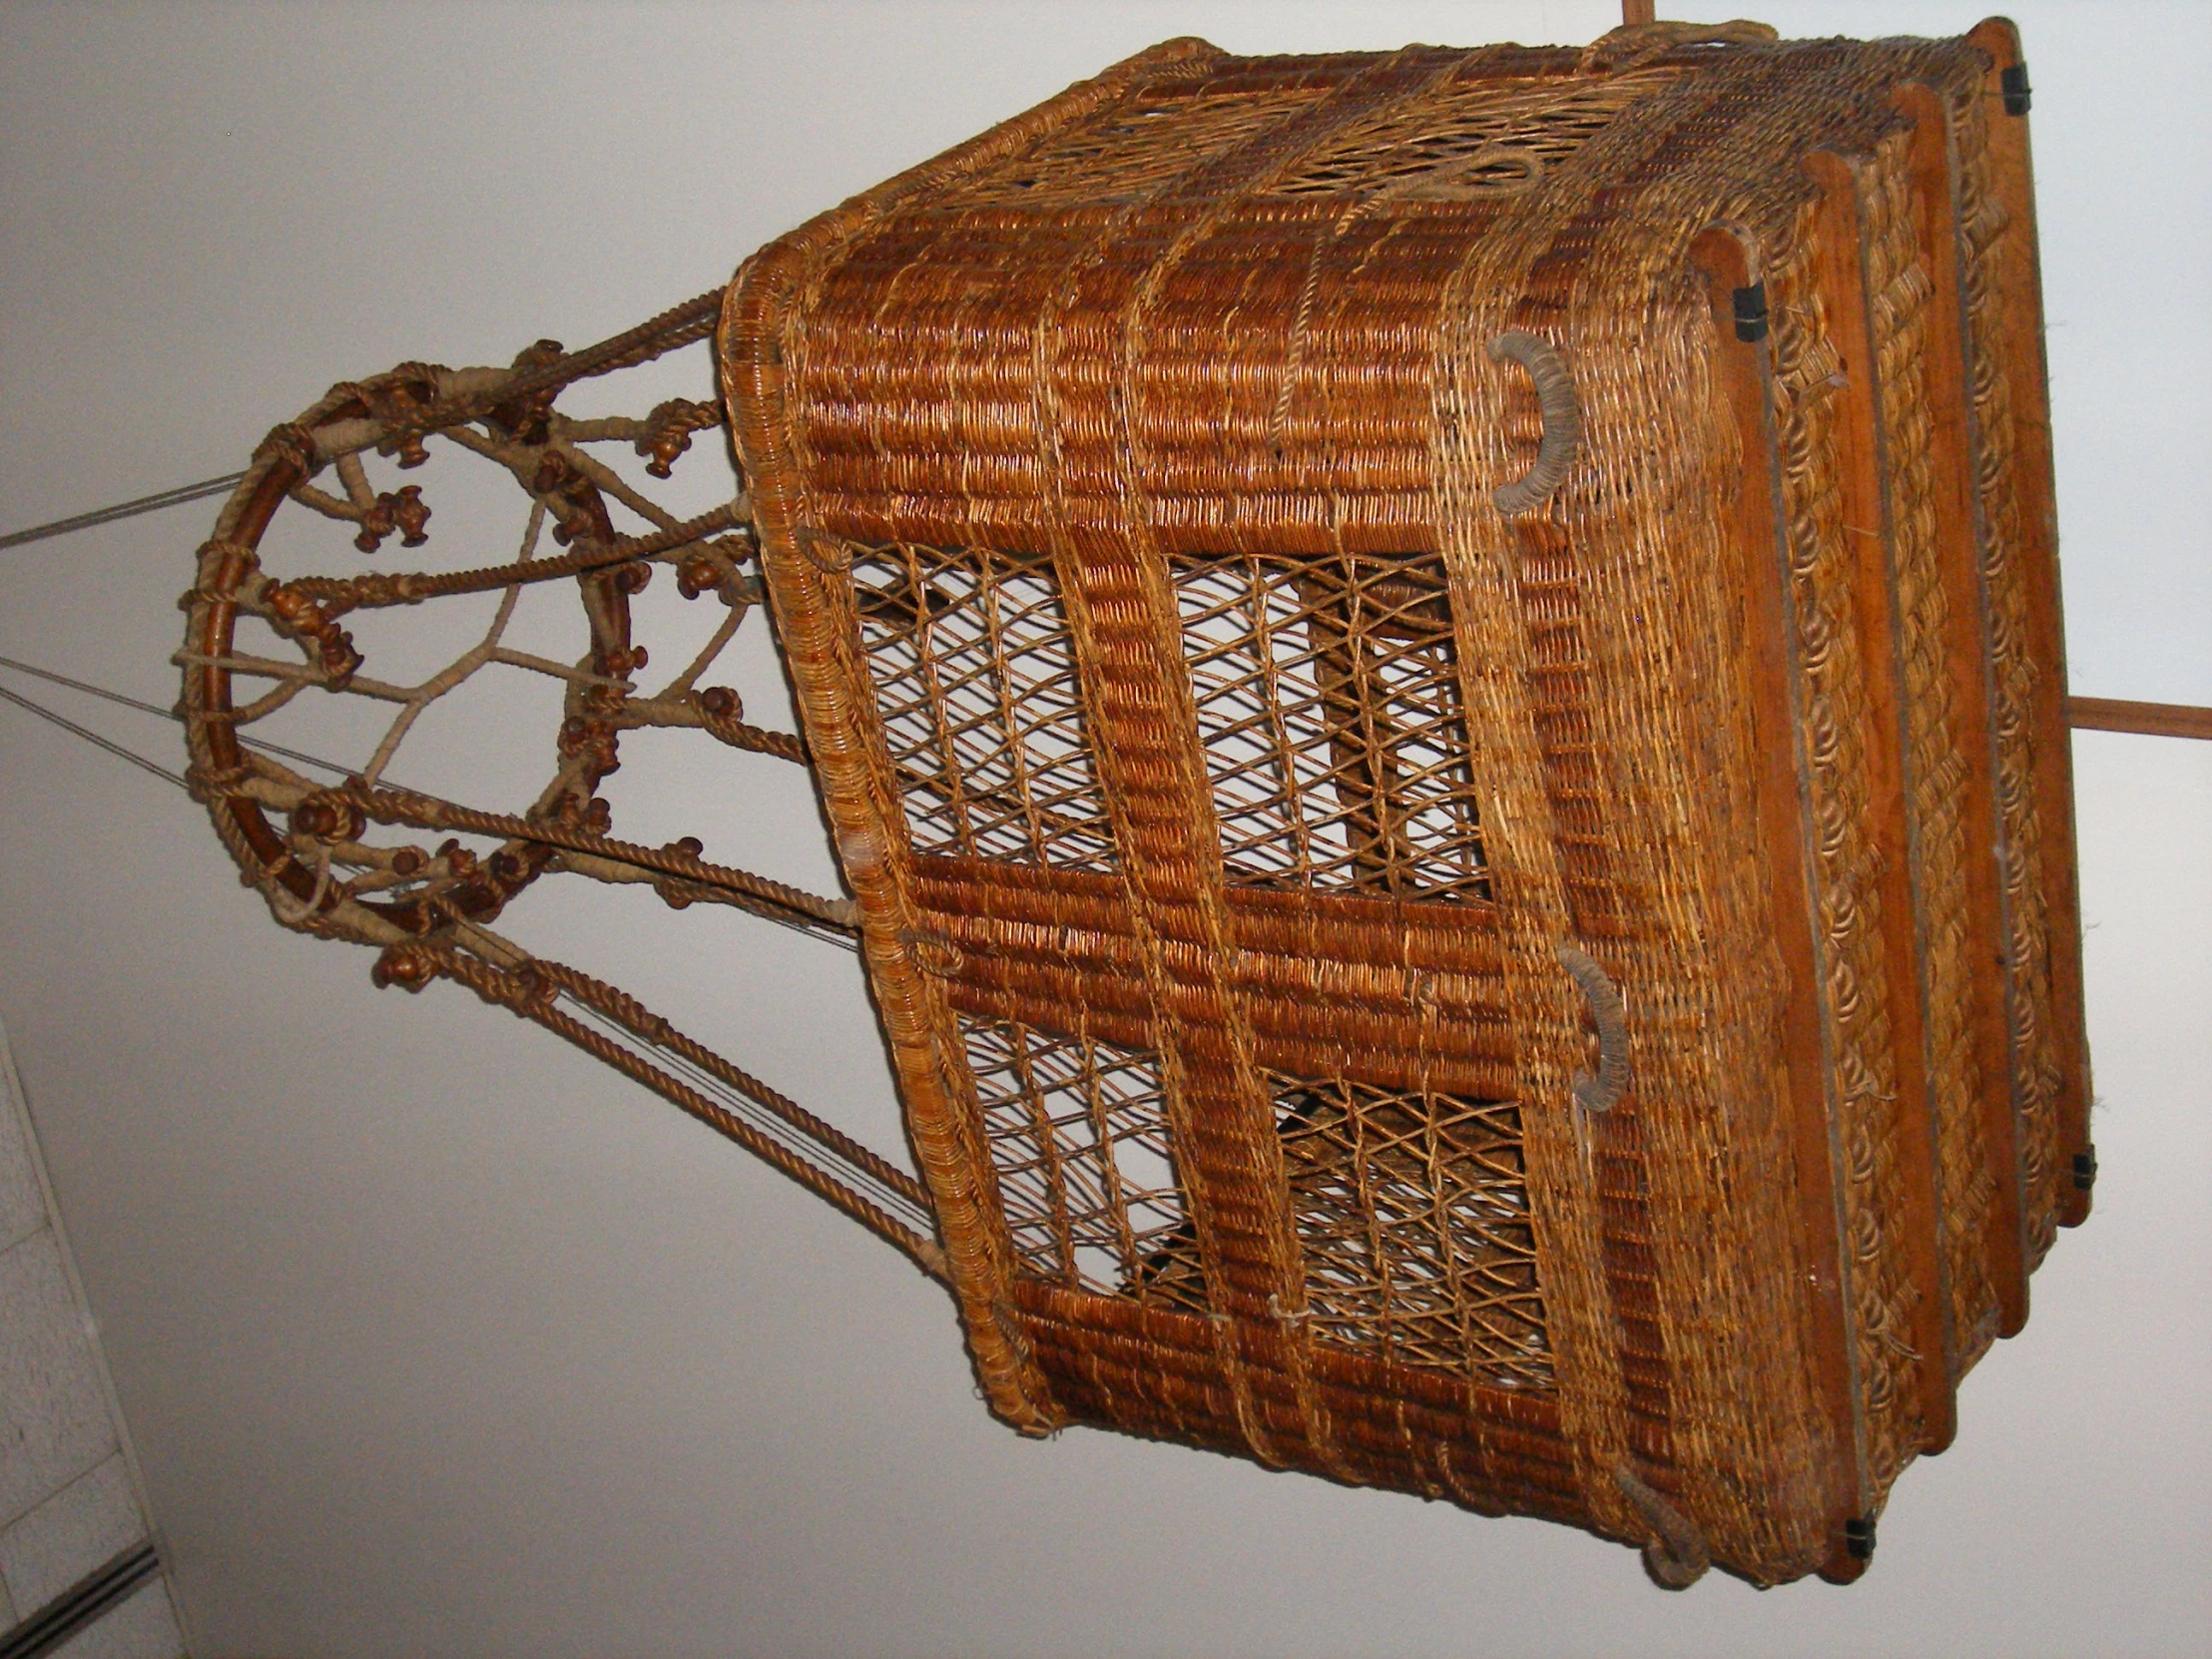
[1004,1278,1588,1527]
[1949,33,2085,1268]
[1862,127,1996,1378]
[1428,49,1894,1581]
[1768,191,1936,1513]
[721,34,1237,1436]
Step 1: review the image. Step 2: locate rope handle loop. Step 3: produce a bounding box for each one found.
[1487,331,1582,517]
[793,525,852,574]
[1615,1463,1712,1589]
[1556,943,1630,1113]
[1582,19,1779,74]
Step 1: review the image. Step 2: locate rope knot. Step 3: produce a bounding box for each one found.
[370,943,440,994]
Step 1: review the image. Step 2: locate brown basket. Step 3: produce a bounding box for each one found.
[720,16,2090,1586]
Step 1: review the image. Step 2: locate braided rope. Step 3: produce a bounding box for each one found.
[387,942,944,1280]
[339,778,858,931]
[528,956,927,1209]
[372,289,725,454]
[1615,1464,1712,1589]
[1487,331,1583,516]
[1556,944,1631,1113]
[287,501,749,616]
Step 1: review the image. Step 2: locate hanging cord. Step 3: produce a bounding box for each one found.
[0,654,857,959]
[0,679,189,790]
[0,472,247,552]
[0,658,926,1264]
[394,942,944,1280]
[0,654,356,779]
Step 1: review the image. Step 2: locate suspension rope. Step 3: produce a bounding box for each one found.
[0,655,859,952]
[0,472,248,551]
[0,654,357,780]
[339,777,861,933]
[0,663,924,1264]
[0,287,723,557]
[0,680,189,789]
[407,942,942,1278]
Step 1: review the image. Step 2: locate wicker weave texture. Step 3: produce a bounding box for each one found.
[721,20,2087,1586]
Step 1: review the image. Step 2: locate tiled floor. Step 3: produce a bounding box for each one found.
[0,1025,187,1658]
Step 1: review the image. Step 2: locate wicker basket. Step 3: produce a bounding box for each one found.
[708,15,2091,1587]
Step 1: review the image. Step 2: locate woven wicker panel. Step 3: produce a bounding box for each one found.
[1275,1076,1548,1388]
[1270,67,1681,199]
[847,539,1114,871]
[950,84,1334,208]
[1115,1072,1550,1388]
[960,1014,1203,1313]
[1173,552,1488,902]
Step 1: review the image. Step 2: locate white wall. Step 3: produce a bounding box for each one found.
[0,3,2205,1654]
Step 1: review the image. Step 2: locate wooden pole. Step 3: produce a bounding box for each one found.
[2067,696,2212,741]
[1622,0,1658,25]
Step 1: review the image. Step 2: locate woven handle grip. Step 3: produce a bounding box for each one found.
[1487,331,1582,516]
[1583,19,1780,72]
[1556,944,1630,1113]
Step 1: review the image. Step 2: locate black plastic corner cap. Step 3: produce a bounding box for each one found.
[1731,281,1769,343]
